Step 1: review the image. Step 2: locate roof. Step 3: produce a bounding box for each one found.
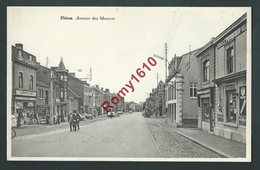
[56,60,67,72]
[36,81,50,88]
[68,87,80,98]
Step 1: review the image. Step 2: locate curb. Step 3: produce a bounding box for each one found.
[175,131,233,158]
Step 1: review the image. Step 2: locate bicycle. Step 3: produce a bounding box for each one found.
[11,127,16,139]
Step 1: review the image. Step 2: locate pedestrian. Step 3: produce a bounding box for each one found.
[57,113,61,125]
[72,110,80,131]
[76,111,80,131]
[68,112,73,132]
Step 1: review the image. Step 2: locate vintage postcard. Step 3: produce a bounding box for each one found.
[7,7,251,162]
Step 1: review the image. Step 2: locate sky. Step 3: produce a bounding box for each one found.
[7,7,250,103]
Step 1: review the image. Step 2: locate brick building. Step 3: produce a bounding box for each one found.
[36,64,61,124]
[67,72,90,113]
[11,43,39,124]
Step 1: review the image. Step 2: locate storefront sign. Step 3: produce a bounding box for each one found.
[217,24,246,49]
[15,96,36,100]
[16,89,36,97]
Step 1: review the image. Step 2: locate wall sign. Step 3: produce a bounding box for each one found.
[16,89,36,97]
[217,24,246,49]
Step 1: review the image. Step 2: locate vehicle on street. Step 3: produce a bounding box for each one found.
[107,109,115,118]
[83,113,94,119]
[117,109,123,114]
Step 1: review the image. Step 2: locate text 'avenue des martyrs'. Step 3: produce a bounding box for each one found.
[60,16,116,21]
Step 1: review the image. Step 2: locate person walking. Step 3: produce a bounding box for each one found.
[68,112,73,132]
[72,110,80,131]
[76,111,80,131]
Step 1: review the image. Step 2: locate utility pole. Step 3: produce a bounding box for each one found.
[165,43,168,81]
[50,69,53,125]
[164,43,168,118]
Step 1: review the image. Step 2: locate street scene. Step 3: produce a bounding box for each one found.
[11,112,245,159]
[7,7,250,161]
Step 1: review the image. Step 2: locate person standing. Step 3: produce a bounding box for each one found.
[68,112,73,132]
[57,113,61,125]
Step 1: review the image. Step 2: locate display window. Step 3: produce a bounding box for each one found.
[202,98,210,122]
[226,90,237,123]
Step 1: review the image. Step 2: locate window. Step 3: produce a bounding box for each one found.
[203,60,210,82]
[61,88,63,98]
[45,91,49,104]
[29,75,33,90]
[19,72,23,88]
[64,75,67,81]
[18,50,22,58]
[227,47,234,74]
[226,90,237,123]
[38,89,43,98]
[61,74,64,81]
[190,83,197,98]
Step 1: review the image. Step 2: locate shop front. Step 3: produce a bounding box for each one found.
[13,89,37,125]
[213,71,246,143]
[197,87,215,132]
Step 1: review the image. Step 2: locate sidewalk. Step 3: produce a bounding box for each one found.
[160,121,246,158]
[12,115,108,137]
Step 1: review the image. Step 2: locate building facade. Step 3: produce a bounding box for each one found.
[37,64,62,124]
[67,72,90,113]
[166,49,199,127]
[196,13,247,143]
[11,44,39,124]
[52,59,69,122]
[213,14,247,143]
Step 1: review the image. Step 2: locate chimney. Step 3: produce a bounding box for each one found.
[15,43,23,50]
[210,37,215,41]
[101,87,103,91]
[70,72,75,76]
[96,85,99,89]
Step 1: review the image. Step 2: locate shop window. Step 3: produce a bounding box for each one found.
[19,72,23,88]
[202,98,210,122]
[226,90,237,123]
[227,47,234,74]
[190,83,197,98]
[203,60,210,82]
[29,75,33,90]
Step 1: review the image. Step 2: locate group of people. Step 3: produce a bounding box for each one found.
[68,110,81,132]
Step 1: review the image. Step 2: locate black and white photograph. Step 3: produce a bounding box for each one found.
[7,7,251,162]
